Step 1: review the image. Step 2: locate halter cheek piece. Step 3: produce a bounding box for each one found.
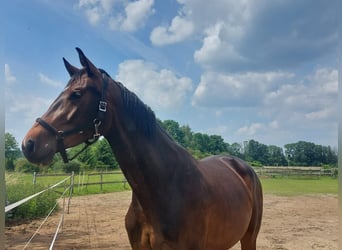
[36,73,108,163]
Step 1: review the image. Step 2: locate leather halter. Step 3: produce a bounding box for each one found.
[36,73,108,163]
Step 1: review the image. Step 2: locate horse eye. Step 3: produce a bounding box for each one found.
[69,90,82,100]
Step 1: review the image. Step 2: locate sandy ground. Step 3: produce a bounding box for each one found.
[5,191,338,250]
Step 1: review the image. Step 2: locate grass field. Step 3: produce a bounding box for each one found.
[5,171,129,197]
[5,172,338,197]
[260,176,338,196]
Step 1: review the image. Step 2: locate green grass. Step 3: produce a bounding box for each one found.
[260,176,338,196]
[6,172,338,197]
[72,171,130,195]
[5,171,129,197]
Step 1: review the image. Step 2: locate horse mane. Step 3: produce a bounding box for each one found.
[99,68,157,137]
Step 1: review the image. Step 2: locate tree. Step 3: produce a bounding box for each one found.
[180,125,193,148]
[191,133,210,153]
[95,138,118,169]
[67,138,118,170]
[5,132,21,171]
[316,145,337,166]
[68,144,97,169]
[284,141,337,166]
[161,120,185,146]
[228,142,244,159]
[244,140,268,165]
[266,145,287,166]
[324,146,337,166]
[63,161,82,173]
[15,158,41,173]
[207,135,228,154]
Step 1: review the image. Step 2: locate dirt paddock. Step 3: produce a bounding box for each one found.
[5,191,337,249]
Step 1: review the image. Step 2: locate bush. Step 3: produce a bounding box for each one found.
[248,161,263,167]
[6,183,59,224]
[5,159,15,171]
[15,158,41,173]
[63,161,81,173]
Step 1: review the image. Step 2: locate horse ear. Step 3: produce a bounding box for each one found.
[63,58,79,76]
[75,47,97,77]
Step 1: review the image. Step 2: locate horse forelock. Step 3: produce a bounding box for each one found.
[64,70,83,89]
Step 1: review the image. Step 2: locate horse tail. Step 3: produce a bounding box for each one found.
[241,166,263,250]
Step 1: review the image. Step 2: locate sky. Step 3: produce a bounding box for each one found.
[4,0,338,149]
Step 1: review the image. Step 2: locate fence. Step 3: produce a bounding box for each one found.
[254,166,337,179]
[33,171,128,193]
[5,173,74,249]
[5,170,127,249]
[76,171,128,192]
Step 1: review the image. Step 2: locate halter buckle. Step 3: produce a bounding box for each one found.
[99,101,107,112]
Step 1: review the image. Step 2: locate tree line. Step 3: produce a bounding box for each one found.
[159,120,337,167]
[5,120,337,173]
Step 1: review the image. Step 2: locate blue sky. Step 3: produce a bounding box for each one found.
[4,0,338,149]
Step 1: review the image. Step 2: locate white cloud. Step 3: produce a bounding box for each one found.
[9,95,51,116]
[85,7,101,25]
[150,16,194,46]
[115,60,193,111]
[192,67,337,146]
[264,68,338,122]
[194,22,247,69]
[121,0,155,32]
[149,0,252,50]
[6,91,53,127]
[5,64,16,83]
[192,70,293,108]
[236,120,279,137]
[237,123,264,136]
[78,0,111,25]
[309,67,338,95]
[39,73,64,88]
[305,107,335,120]
[269,120,279,129]
[78,0,155,32]
[152,0,337,72]
[206,125,229,136]
[192,67,337,124]
[150,0,250,46]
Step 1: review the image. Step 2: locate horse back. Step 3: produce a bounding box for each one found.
[198,155,259,198]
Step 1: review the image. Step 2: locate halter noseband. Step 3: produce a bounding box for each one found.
[36,73,108,163]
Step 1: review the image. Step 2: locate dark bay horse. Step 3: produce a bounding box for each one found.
[22,48,263,250]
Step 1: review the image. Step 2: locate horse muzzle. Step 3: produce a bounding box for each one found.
[22,132,56,165]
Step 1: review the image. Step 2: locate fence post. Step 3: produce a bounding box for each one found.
[100,173,103,191]
[32,172,37,191]
[78,172,81,193]
[81,172,85,192]
[61,188,66,231]
[67,172,74,214]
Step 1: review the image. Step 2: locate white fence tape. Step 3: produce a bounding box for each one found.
[5,176,70,213]
[19,178,72,250]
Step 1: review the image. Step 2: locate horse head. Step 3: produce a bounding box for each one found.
[22,48,112,165]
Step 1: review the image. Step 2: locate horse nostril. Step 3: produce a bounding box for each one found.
[25,139,36,153]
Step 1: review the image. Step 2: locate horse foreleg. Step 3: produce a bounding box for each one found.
[125,198,153,250]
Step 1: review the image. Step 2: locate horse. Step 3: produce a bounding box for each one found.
[22,48,263,250]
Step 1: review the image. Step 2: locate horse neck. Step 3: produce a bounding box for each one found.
[103,85,199,211]
[106,121,198,191]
